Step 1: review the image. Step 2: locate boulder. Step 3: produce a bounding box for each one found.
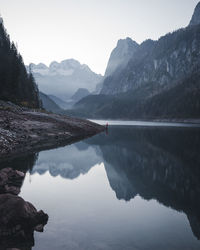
[0,168,25,195]
[0,168,48,249]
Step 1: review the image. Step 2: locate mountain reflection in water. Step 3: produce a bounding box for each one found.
[2,125,200,249]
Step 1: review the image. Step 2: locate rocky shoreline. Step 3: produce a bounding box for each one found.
[0,101,105,159]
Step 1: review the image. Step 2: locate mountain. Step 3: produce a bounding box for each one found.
[104,37,139,77]
[100,25,200,96]
[48,95,69,109]
[0,19,40,108]
[71,88,90,102]
[48,88,90,110]
[92,37,138,95]
[68,2,200,119]
[39,92,62,113]
[28,59,103,100]
[189,2,200,26]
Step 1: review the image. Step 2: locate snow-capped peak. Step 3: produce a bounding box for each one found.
[29,59,92,76]
[29,63,49,75]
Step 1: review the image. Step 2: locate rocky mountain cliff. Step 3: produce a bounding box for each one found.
[189,2,200,26]
[0,19,40,108]
[92,37,138,95]
[104,37,139,77]
[69,2,200,119]
[101,25,200,95]
[28,59,102,100]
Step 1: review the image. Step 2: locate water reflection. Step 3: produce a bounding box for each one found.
[26,126,200,241]
[31,142,102,179]
[87,127,200,240]
[1,125,200,247]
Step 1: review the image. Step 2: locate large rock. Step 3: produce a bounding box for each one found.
[0,193,48,235]
[0,168,25,195]
[0,168,48,249]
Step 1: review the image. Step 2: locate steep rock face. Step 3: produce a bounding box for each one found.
[189,2,200,26]
[0,19,40,108]
[70,3,200,119]
[91,38,138,95]
[104,37,139,77]
[100,3,200,97]
[101,25,200,95]
[29,59,102,100]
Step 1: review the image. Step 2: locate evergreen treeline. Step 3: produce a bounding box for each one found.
[0,19,40,108]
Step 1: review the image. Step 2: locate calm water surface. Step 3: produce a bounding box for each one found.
[4,122,200,249]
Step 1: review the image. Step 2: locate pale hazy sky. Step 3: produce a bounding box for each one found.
[0,0,199,74]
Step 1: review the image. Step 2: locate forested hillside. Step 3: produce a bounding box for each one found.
[0,19,40,108]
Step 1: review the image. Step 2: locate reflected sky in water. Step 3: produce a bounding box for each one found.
[17,124,200,249]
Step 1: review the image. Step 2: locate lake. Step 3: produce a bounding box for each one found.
[2,122,200,249]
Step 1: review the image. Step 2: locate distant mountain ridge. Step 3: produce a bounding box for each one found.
[30,59,91,76]
[28,59,103,100]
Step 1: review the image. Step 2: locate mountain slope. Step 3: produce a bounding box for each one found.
[69,69,200,119]
[39,92,63,113]
[48,95,69,109]
[71,88,90,102]
[68,3,200,119]
[101,25,200,95]
[48,88,90,110]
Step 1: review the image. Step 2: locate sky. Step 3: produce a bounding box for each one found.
[0,0,199,75]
